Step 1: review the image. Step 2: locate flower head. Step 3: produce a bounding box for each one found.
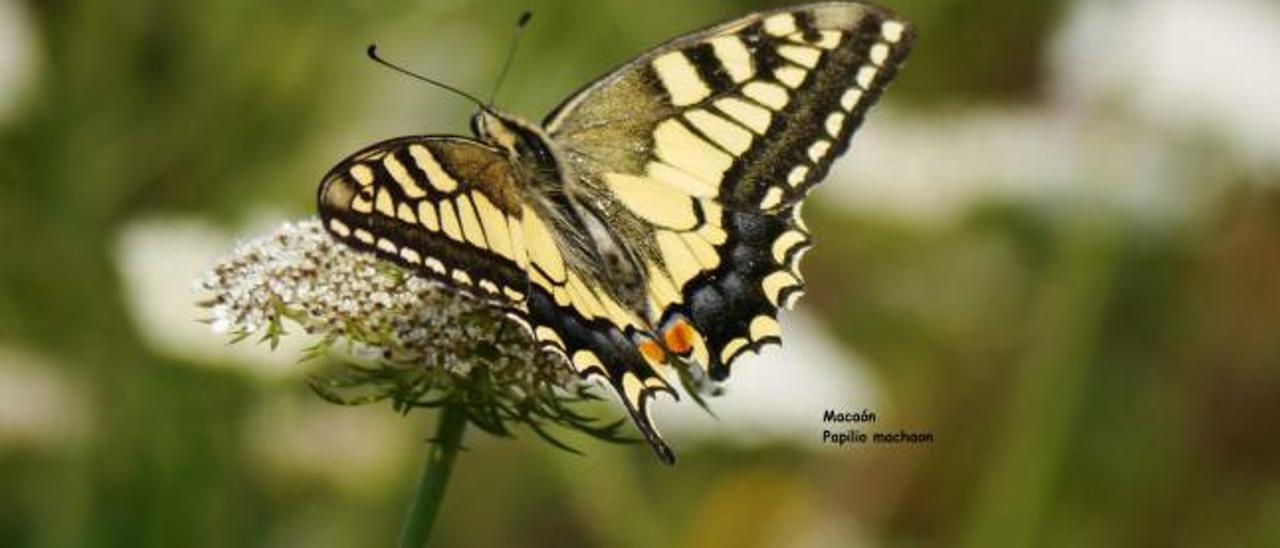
[197,219,633,450]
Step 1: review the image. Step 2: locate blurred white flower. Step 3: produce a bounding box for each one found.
[654,312,882,449]
[1052,0,1280,169]
[245,396,415,498]
[831,0,1280,224]
[0,346,90,448]
[115,216,319,379]
[836,105,1191,222]
[835,108,1083,222]
[0,0,36,123]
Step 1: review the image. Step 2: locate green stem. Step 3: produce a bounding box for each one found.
[397,403,468,548]
[960,220,1119,547]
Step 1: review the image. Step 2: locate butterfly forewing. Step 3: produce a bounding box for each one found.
[319,137,532,302]
[318,136,679,462]
[545,3,914,379]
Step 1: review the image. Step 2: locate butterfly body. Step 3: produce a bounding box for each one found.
[473,109,656,320]
[319,2,915,464]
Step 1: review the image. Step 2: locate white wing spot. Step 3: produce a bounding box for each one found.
[788,245,811,273]
[535,326,565,347]
[882,21,906,44]
[328,218,351,237]
[720,338,750,365]
[787,165,809,187]
[807,140,831,163]
[856,66,877,89]
[772,230,808,263]
[793,200,809,231]
[841,88,863,111]
[621,373,646,405]
[825,112,846,138]
[869,43,890,66]
[760,186,785,209]
[571,350,605,375]
[750,316,781,341]
[762,270,800,305]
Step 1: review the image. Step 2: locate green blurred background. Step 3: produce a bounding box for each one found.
[1,0,1278,546]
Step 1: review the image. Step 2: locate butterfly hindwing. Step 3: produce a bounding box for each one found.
[516,204,679,462]
[544,3,914,379]
[318,136,678,462]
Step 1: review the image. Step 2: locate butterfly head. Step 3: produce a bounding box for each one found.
[471,110,558,170]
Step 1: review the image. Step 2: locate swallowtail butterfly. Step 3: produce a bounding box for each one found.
[318,2,914,463]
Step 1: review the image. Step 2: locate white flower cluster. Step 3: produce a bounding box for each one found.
[195,219,574,386]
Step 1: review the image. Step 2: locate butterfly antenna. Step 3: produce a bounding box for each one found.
[488,10,533,107]
[366,44,494,113]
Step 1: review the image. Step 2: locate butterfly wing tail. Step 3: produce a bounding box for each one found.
[523,284,680,464]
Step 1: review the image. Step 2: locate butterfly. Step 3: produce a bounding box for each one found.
[318,2,914,464]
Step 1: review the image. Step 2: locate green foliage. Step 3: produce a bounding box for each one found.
[2,0,1278,547]
[302,339,639,457]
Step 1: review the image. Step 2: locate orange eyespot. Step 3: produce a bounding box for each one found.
[664,321,696,356]
[638,339,667,365]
